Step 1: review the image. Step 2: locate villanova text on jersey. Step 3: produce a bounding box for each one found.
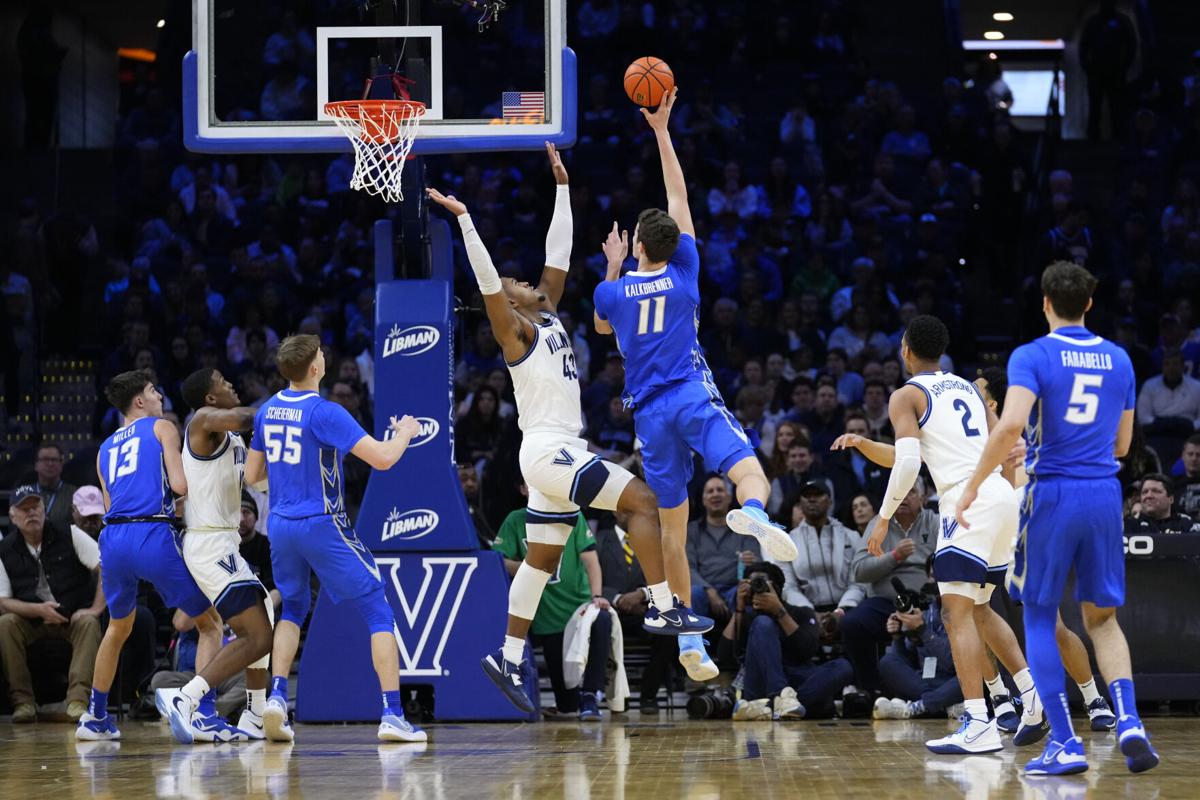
[1007,326,1136,480]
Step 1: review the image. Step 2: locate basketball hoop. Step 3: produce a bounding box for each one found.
[325,99,426,202]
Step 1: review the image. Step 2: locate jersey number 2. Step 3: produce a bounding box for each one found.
[263,425,302,464]
[952,398,981,437]
[106,437,140,484]
[636,296,666,335]
[1065,373,1103,424]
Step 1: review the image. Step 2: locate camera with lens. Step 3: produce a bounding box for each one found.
[749,574,772,595]
[891,577,931,614]
[686,686,737,720]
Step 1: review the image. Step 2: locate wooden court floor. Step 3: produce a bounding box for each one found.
[3,715,1196,800]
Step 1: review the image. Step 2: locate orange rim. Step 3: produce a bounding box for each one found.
[324,99,426,143]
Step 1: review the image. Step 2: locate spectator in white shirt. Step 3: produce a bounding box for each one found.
[1138,349,1200,434]
[773,482,865,613]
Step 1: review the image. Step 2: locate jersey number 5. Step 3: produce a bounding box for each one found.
[1065,373,1103,424]
[263,424,302,464]
[636,296,666,335]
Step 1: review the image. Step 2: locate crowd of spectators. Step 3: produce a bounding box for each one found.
[4,1,1200,720]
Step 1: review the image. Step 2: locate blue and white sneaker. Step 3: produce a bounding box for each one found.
[155,687,183,720]
[76,711,121,741]
[168,693,252,745]
[1086,697,1116,731]
[1117,717,1160,773]
[643,599,714,636]
[263,695,294,742]
[726,507,799,562]
[926,714,1003,754]
[992,694,1020,734]
[481,649,535,713]
[677,635,719,682]
[378,714,427,742]
[579,691,602,721]
[1013,690,1049,746]
[1025,736,1088,775]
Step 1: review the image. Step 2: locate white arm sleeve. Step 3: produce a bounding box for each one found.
[879,437,921,520]
[457,213,503,295]
[71,526,101,570]
[544,184,572,270]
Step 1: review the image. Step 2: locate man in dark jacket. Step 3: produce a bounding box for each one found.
[596,510,675,713]
[0,484,104,723]
[872,578,963,719]
[1126,474,1200,534]
[718,561,853,720]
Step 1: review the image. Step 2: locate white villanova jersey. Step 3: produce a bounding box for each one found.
[906,371,998,495]
[183,427,247,531]
[507,312,584,437]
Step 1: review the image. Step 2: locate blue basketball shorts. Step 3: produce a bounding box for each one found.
[269,512,385,627]
[99,522,210,619]
[634,379,756,508]
[1009,476,1125,608]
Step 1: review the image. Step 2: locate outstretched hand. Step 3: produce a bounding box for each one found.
[546,141,568,185]
[830,433,865,452]
[425,187,468,217]
[601,222,629,265]
[640,86,678,132]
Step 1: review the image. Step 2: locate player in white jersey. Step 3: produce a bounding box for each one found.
[427,145,715,711]
[161,368,275,743]
[831,315,1044,754]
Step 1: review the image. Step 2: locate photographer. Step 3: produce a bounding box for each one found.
[873,561,963,720]
[841,480,937,694]
[717,561,854,721]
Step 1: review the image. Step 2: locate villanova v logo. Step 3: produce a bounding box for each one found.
[941,518,959,540]
[216,554,239,576]
[552,448,576,467]
[376,557,478,677]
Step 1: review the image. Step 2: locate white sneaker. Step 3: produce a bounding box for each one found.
[237,708,265,740]
[378,714,428,743]
[774,687,806,720]
[927,715,1003,754]
[678,640,719,682]
[263,695,294,743]
[873,697,915,720]
[732,698,773,721]
[154,688,184,720]
[726,508,799,561]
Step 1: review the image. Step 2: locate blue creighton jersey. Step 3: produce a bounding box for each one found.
[99,417,174,519]
[250,389,368,519]
[593,233,709,406]
[1007,326,1136,480]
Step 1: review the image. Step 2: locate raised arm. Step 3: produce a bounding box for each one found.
[593,222,628,336]
[536,142,571,308]
[189,405,255,456]
[427,188,535,363]
[155,418,188,498]
[641,87,694,237]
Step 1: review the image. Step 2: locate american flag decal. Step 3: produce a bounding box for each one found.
[502,91,545,120]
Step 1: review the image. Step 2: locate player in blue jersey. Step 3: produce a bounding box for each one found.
[242,334,427,743]
[77,370,236,741]
[593,87,798,678]
[957,261,1158,775]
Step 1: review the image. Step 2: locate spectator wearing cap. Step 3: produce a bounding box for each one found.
[238,491,279,610]
[28,443,77,534]
[773,481,864,639]
[70,485,105,541]
[843,481,939,693]
[686,476,761,623]
[1137,349,1200,436]
[0,485,104,723]
[1125,474,1200,534]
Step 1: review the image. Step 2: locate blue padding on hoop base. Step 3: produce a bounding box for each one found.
[184,47,578,155]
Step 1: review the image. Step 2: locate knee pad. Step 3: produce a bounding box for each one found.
[280,589,312,628]
[525,519,573,546]
[973,583,996,605]
[352,585,396,636]
[509,562,553,620]
[938,580,982,601]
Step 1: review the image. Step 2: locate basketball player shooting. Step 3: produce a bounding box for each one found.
[592,86,799,680]
[427,143,712,714]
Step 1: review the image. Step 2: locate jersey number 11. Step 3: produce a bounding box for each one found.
[637,296,666,335]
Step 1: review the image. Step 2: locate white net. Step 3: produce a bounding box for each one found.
[325,100,425,203]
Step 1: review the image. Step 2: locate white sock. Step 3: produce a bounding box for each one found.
[964,698,988,722]
[508,562,552,620]
[648,582,672,610]
[502,635,525,666]
[984,673,1007,698]
[1078,678,1100,704]
[1013,668,1035,697]
[181,676,210,710]
[248,688,266,715]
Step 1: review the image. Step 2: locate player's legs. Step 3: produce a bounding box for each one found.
[612,478,666,589]
[1056,614,1093,686]
[658,500,691,606]
[633,405,697,602]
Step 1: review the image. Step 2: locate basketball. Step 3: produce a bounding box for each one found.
[623,57,674,107]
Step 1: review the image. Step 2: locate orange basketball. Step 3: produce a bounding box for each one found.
[623,57,674,107]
